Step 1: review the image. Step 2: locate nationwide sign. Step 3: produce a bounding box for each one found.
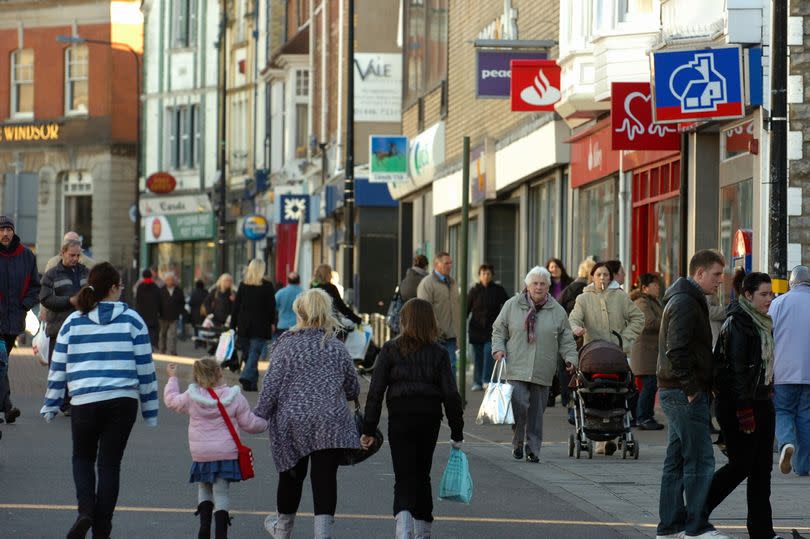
[611,82,679,151]
[476,50,547,98]
[510,60,561,112]
[0,122,60,142]
[651,45,745,124]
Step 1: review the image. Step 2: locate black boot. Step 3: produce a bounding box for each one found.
[66,514,93,539]
[195,501,214,539]
[213,510,231,539]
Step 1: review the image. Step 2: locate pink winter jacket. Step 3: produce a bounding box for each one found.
[163,377,268,462]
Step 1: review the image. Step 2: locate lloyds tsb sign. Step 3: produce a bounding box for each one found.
[0,122,61,143]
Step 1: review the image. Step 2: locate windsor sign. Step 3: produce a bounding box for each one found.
[0,122,61,142]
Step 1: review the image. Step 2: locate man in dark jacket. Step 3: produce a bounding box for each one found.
[135,269,161,348]
[158,273,186,355]
[656,249,728,539]
[0,216,41,424]
[40,238,89,414]
[399,255,429,301]
[467,264,508,391]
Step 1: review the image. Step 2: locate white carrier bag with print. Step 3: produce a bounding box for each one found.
[215,329,236,361]
[475,358,514,425]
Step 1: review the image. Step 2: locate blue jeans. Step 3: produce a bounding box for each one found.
[657,389,715,536]
[240,337,267,385]
[440,338,457,380]
[472,342,492,387]
[774,384,810,476]
[637,375,658,423]
[0,343,8,413]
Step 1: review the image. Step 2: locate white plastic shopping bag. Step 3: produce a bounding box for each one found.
[344,323,373,360]
[475,359,514,425]
[215,330,235,361]
[33,322,49,366]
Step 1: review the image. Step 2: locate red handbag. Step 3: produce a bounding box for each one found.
[207,388,255,480]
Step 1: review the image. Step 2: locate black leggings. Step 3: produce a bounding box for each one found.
[705,397,776,539]
[71,397,138,523]
[277,449,342,516]
[388,413,442,522]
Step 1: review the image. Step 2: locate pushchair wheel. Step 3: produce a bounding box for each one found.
[633,443,640,460]
[575,440,582,459]
[586,440,593,459]
[568,434,575,458]
[622,443,629,460]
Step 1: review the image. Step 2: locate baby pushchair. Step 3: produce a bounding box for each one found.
[568,333,639,460]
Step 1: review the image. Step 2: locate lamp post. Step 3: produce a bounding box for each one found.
[57,35,142,294]
[343,0,355,301]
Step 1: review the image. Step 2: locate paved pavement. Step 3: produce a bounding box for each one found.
[1,340,809,538]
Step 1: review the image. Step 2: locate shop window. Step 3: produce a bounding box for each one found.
[166,104,201,170]
[719,178,753,300]
[174,0,198,47]
[10,49,34,118]
[65,46,88,114]
[404,0,447,104]
[528,179,558,265]
[721,120,754,160]
[574,178,617,264]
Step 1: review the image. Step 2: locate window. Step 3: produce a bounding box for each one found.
[528,179,558,265]
[719,179,753,301]
[63,172,93,252]
[721,120,754,160]
[574,177,618,264]
[166,104,201,169]
[404,0,447,104]
[295,69,309,97]
[174,0,198,47]
[64,46,88,114]
[10,49,34,117]
[295,103,308,158]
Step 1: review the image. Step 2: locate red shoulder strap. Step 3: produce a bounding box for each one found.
[207,387,244,450]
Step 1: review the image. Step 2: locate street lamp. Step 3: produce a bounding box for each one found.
[56,34,142,296]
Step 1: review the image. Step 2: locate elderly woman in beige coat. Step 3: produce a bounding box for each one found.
[569,261,644,454]
[492,266,578,463]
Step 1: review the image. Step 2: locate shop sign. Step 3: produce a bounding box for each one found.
[146,172,177,194]
[278,194,309,224]
[723,120,754,157]
[470,140,496,205]
[570,122,620,189]
[0,122,60,142]
[140,195,212,217]
[242,214,269,240]
[476,51,547,98]
[510,60,561,112]
[745,47,763,106]
[369,135,408,183]
[611,82,679,151]
[354,53,402,123]
[408,122,445,187]
[145,212,214,243]
[651,45,745,124]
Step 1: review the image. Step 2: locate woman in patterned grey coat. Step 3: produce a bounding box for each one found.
[256,288,360,539]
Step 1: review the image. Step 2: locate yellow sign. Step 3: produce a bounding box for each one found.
[0,123,60,142]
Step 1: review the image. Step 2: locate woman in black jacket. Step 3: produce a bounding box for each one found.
[705,270,777,539]
[311,264,361,328]
[231,259,276,391]
[361,298,463,539]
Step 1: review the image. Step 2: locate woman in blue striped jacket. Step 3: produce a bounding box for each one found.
[41,262,158,539]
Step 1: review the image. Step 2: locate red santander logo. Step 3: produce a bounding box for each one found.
[146,172,177,194]
[510,60,561,112]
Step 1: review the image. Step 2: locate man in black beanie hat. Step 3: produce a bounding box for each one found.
[0,216,41,424]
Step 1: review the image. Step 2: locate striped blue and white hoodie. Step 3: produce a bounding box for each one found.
[41,301,159,425]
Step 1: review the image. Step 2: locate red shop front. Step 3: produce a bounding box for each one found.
[626,149,681,288]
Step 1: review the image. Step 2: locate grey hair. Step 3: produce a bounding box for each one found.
[61,239,82,252]
[789,265,810,288]
[524,265,552,286]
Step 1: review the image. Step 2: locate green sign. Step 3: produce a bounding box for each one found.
[145,212,214,243]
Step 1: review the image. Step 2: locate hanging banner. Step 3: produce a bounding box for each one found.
[369,135,408,183]
[144,213,214,243]
[651,45,745,124]
[510,60,561,112]
[611,82,679,151]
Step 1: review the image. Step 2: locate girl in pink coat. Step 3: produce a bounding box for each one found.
[164,358,267,538]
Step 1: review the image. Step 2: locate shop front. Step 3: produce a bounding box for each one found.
[141,194,216,288]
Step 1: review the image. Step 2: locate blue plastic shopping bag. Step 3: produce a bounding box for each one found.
[438,448,473,504]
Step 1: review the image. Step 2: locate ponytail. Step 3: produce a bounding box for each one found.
[76,262,121,314]
[732,268,771,298]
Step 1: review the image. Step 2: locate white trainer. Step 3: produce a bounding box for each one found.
[655,533,685,539]
[779,443,795,474]
[687,530,733,539]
